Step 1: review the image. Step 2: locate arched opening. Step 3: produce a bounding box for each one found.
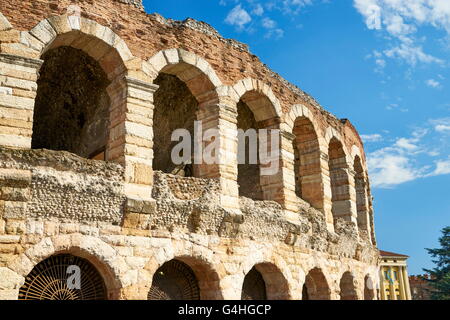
[339,271,358,300]
[148,259,200,300]
[31,46,110,160]
[328,137,353,227]
[237,90,279,201]
[364,275,375,300]
[19,253,107,300]
[153,73,198,176]
[242,267,267,300]
[292,116,322,208]
[151,58,218,178]
[237,98,263,200]
[354,156,370,236]
[303,268,331,300]
[242,263,290,300]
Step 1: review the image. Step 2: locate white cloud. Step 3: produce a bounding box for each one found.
[367,150,424,188]
[262,17,276,29]
[354,0,448,66]
[225,5,252,29]
[433,159,450,175]
[252,3,264,16]
[367,126,450,188]
[361,133,383,143]
[430,118,450,133]
[395,137,418,151]
[436,124,450,132]
[426,79,442,88]
[384,43,443,66]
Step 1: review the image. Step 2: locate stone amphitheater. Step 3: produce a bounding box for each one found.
[0,0,380,300]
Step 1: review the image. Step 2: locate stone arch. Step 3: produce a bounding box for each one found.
[288,105,324,209]
[339,271,359,300]
[353,153,371,238]
[230,78,282,121]
[326,130,357,228]
[27,15,135,162]
[144,242,224,300]
[230,78,282,201]
[241,262,291,300]
[364,274,376,300]
[7,235,123,300]
[147,49,223,178]
[147,49,222,104]
[241,253,293,300]
[302,267,331,300]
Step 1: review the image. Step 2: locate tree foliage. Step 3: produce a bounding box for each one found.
[423,226,450,300]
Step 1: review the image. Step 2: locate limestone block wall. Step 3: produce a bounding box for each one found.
[0,0,380,300]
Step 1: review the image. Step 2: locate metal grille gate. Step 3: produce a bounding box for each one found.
[19,254,106,300]
[148,260,200,300]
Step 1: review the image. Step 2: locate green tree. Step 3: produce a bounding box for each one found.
[423,226,450,300]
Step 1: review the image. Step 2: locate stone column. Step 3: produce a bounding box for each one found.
[330,164,358,226]
[403,266,412,300]
[380,268,387,300]
[0,54,42,149]
[356,175,371,236]
[398,266,407,300]
[107,75,158,201]
[196,100,241,214]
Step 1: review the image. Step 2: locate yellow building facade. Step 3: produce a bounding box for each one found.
[379,250,412,300]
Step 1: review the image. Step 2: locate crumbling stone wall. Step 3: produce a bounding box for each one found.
[32,46,110,158]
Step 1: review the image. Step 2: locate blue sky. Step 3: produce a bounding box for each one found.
[144,0,450,275]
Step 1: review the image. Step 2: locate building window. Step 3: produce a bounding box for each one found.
[394,271,398,280]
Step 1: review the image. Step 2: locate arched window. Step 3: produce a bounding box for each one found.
[364,275,375,300]
[339,271,358,300]
[328,137,355,227]
[292,116,321,208]
[151,56,219,179]
[153,73,198,176]
[148,259,200,300]
[236,90,279,201]
[32,46,110,160]
[19,254,106,300]
[303,268,331,300]
[354,156,370,236]
[242,267,267,300]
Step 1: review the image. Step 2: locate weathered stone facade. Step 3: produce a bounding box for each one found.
[0,0,379,300]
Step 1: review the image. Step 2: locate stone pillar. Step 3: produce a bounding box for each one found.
[258,119,300,221]
[356,175,371,236]
[330,164,358,226]
[107,75,158,201]
[0,54,42,149]
[398,266,407,300]
[196,100,240,213]
[380,268,387,300]
[402,266,412,300]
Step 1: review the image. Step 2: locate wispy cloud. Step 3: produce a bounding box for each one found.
[426,79,442,89]
[367,126,450,188]
[361,133,383,143]
[354,0,448,66]
[430,118,450,133]
[225,4,252,30]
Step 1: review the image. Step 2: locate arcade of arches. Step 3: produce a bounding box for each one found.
[17,253,376,301]
[0,2,379,302]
